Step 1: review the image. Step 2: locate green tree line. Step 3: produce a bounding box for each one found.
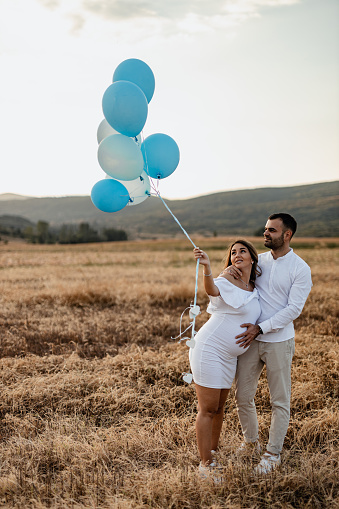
[0,221,128,244]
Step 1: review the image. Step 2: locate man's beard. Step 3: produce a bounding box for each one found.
[264,232,285,249]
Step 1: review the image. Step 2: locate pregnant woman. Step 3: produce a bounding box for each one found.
[190,240,261,477]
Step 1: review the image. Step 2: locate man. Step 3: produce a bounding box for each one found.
[225,213,312,474]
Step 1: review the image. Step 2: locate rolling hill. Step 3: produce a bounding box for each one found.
[0,181,338,238]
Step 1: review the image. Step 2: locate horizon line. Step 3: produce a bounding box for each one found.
[0,179,338,202]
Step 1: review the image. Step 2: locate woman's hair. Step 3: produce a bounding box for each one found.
[223,239,261,282]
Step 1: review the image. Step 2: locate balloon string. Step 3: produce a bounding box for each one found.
[141,130,200,383]
[153,191,197,249]
[190,258,200,338]
[140,130,197,249]
[193,256,199,308]
[150,188,200,341]
[171,307,193,341]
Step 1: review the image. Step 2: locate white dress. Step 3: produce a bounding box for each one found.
[189,277,261,389]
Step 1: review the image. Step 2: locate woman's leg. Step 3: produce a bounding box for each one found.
[195,384,229,465]
[211,388,230,451]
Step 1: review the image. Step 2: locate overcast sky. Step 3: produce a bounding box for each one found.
[0,0,338,200]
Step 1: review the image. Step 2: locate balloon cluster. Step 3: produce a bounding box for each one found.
[91,59,180,213]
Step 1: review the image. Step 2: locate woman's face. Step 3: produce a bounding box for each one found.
[230,243,253,269]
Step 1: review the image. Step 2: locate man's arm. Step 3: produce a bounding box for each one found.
[258,265,312,334]
[236,265,312,347]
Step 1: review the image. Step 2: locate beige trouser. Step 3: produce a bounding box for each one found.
[235,338,295,455]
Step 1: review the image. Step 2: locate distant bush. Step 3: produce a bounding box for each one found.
[57,223,100,244]
[57,222,128,244]
[0,225,26,240]
[254,226,265,237]
[102,227,128,242]
[1,219,128,244]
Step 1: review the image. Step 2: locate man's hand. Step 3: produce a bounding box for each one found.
[235,323,261,348]
[220,265,242,279]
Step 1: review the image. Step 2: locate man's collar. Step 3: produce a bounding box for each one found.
[270,247,293,260]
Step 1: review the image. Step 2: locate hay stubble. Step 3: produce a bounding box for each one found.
[0,239,338,508]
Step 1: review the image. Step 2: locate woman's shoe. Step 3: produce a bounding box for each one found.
[198,461,223,483]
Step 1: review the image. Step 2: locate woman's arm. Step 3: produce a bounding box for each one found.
[193,248,220,297]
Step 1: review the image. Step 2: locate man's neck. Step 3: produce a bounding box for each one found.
[271,245,291,260]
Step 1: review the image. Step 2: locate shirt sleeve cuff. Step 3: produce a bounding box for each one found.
[258,321,271,335]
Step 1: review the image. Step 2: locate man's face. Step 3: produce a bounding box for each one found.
[263,219,288,250]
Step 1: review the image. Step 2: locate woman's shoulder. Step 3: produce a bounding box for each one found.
[217,272,237,285]
[209,280,258,312]
[216,273,255,292]
[219,271,232,280]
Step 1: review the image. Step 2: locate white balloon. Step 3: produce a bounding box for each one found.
[98,134,144,181]
[97,119,119,144]
[97,119,141,145]
[105,170,150,206]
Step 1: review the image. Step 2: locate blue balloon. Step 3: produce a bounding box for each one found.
[113,58,155,103]
[141,134,180,179]
[106,170,151,206]
[98,134,144,181]
[102,81,148,137]
[91,179,130,213]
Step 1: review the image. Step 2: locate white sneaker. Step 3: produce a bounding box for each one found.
[198,461,223,483]
[254,452,281,474]
[236,440,262,456]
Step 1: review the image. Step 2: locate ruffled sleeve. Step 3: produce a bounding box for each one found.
[207,277,259,314]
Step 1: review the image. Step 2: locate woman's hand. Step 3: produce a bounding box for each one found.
[194,248,220,297]
[193,248,210,267]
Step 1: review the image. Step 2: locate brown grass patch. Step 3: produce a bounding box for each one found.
[0,240,338,508]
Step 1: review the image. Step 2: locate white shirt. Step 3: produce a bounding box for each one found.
[255,249,312,343]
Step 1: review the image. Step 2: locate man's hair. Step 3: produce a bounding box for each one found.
[268,213,297,237]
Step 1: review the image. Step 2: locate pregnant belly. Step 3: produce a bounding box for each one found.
[194,314,249,357]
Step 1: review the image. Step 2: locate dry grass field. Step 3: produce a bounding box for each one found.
[0,237,338,508]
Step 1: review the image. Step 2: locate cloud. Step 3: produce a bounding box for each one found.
[36,0,301,36]
[37,0,60,8]
[67,13,86,34]
[82,0,300,22]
